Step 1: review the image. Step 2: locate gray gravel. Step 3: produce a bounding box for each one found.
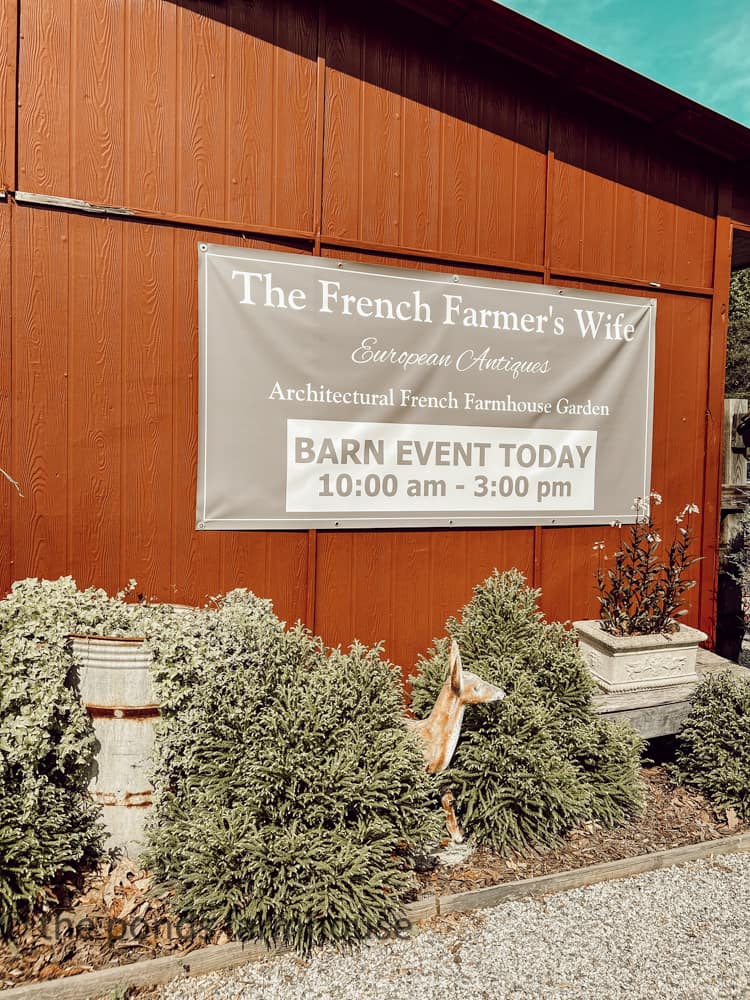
[156,853,750,1000]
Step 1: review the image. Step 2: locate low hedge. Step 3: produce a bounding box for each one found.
[672,671,750,820]
[0,577,139,937]
[410,569,645,852]
[144,590,441,953]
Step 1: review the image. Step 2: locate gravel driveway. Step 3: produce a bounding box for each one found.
[155,853,750,1000]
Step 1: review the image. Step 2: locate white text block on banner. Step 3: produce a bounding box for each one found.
[286,420,596,514]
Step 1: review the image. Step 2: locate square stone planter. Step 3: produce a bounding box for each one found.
[573,620,708,693]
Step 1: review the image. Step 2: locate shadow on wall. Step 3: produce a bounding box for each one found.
[168,0,720,220]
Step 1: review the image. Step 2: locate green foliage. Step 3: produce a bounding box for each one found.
[410,569,645,852]
[144,591,440,953]
[672,672,750,820]
[727,269,750,398]
[730,267,750,322]
[595,495,701,636]
[0,578,129,937]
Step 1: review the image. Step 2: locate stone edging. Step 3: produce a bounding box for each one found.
[5,831,750,1000]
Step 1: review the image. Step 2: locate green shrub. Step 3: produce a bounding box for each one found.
[144,591,440,953]
[672,671,750,819]
[0,578,131,936]
[410,569,645,852]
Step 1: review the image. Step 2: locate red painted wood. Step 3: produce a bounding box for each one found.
[67,215,123,593]
[18,0,319,233]
[550,98,716,289]
[323,4,546,266]
[316,528,535,672]
[12,205,69,580]
[6,0,739,663]
[73,0,124,205]
[18,0,71,195]
[0,202,11,593]
[0,0,16,190]
[126,0,177,211]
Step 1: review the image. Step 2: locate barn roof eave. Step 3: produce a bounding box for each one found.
[391,0,750,166]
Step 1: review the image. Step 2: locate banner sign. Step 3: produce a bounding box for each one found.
[197,246,655,530]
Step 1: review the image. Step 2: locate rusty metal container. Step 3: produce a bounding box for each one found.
[71,635,157,859]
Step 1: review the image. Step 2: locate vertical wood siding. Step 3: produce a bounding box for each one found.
[0,201,11,594]
[549,98,716,290]
[3,0,736,670]
[322,6,547,266]
[0,0,16,190]
[17,0,319,231]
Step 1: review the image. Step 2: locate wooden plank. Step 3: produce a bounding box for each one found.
[438,832,750,917]
[321,6,363,240]
[72,0,124,204]
[125,0,177,212]
[263,0,318,234]
[438,60,480,260]
[0,200,11,593]
[599,701,693,740]
[17,0,71,195]
[120,222,174,600]
[359,21,403,247]
[170,226,224,606]
[402,896,438,923]
[226,0,276,228]
[0,0,17,190]
[722,398,749,491]
[400,40,442,251]
[176,1,227,220]
[593,650,749,737]
[696,648,750,679]
[722,484,750,511]
[11,205,69,580]
[67,215,122,592]
[1,941,284,1000]
[592,684,697,713]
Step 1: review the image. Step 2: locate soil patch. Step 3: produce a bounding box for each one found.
[414,767,746,897]
[1,767,746,991]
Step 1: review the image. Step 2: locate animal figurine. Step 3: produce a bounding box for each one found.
[406,639,505,842]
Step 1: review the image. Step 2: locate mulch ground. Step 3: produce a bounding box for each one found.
[413,767,746,897]
[1,767,746,991]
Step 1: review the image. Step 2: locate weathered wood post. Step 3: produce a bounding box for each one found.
[717,399,750,660]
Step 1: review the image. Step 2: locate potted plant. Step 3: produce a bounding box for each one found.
[574,493,707,693]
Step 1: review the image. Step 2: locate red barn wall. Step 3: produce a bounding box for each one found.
[0,0,740,670]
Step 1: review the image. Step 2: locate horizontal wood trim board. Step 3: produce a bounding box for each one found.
[597,702,693,740]
[549,268,714,299]
[435,831,750,915]
[5,834,750,1000]
[2,941,288,1000]
[722,483,750,511]
[6,191,719,299]
[592,684,698,712]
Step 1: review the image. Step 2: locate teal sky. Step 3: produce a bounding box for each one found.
[499,0,750,127]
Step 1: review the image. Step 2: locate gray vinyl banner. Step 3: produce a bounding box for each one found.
[197,245,655,530]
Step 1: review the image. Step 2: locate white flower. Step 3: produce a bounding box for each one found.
[683,503,700,515]
[610,520,622,528]
[675,515,683,523]
[649,491,663,504]
[592,541,605,551]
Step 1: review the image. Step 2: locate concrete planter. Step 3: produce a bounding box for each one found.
[573,620,708,693]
